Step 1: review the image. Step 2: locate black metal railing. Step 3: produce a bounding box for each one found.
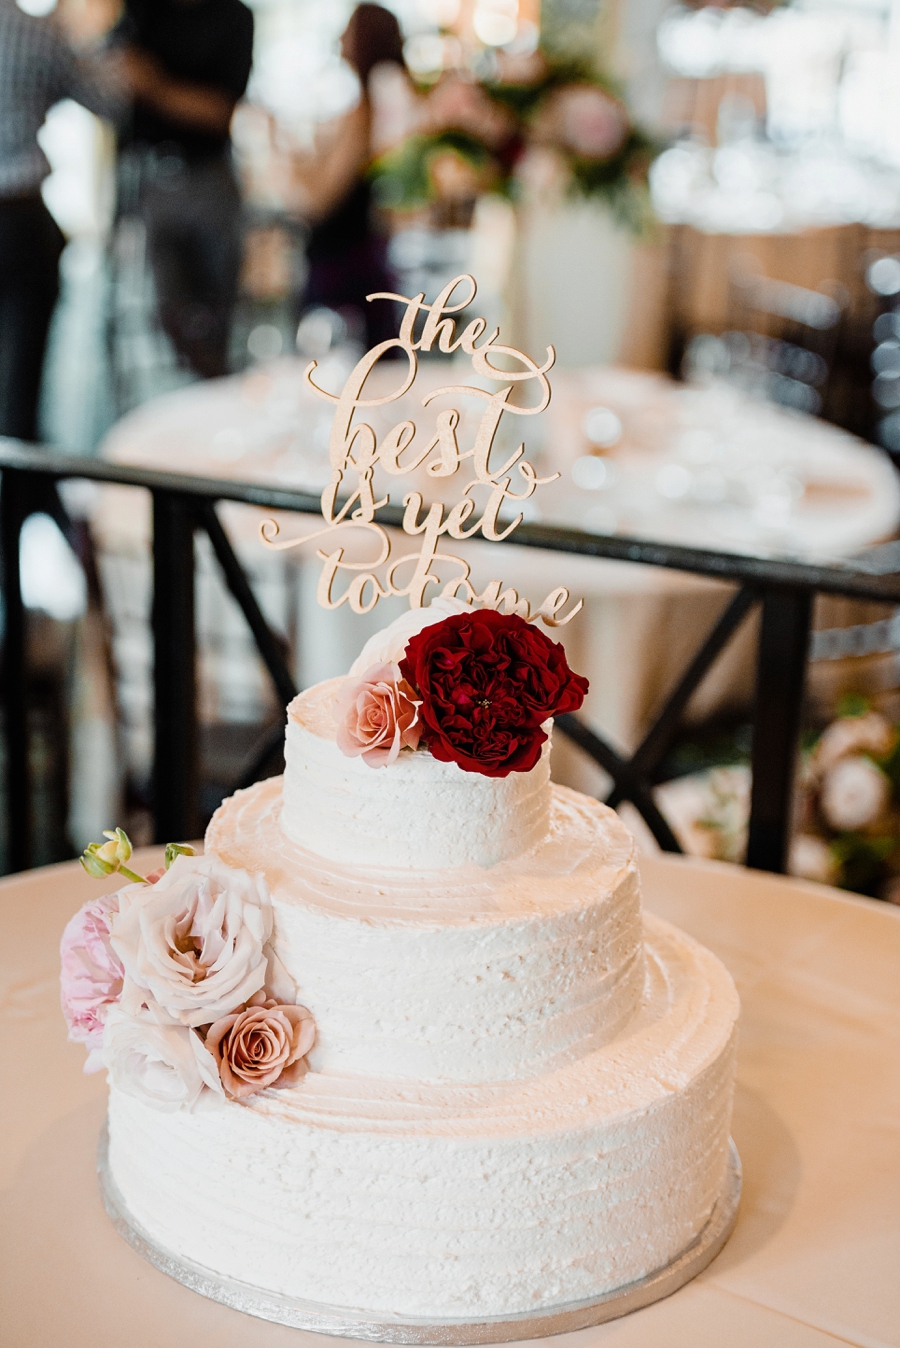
[4,439,900,877]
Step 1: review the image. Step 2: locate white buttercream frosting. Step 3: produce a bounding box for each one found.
[281,678,552,870]
[207,778,645,1083]
[107,914,739,1317]
[349,596,471,674]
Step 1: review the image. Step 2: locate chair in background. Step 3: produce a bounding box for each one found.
[718,258,843,417]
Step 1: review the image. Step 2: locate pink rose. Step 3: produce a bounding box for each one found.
[334,662,421,768]
[60,888,131,1072]
[204,994,316,1100]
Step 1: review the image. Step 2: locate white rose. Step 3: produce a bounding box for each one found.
[110,852,273,1028]
[820,755,890,832]
[788,834,837,885]
[812,712,894,778]
[104,1005,223,1113]
[349,597,471,674]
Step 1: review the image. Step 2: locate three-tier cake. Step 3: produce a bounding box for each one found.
[91,603,740,1324]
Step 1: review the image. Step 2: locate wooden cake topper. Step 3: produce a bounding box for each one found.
[260,274,583,626]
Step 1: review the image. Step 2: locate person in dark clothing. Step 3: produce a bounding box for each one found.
[0,0,119,441]
[290,4,410,350]
[116,0,254,378]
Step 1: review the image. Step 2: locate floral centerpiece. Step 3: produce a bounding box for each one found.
[371,53,657,229]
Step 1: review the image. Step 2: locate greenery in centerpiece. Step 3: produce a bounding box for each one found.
[371,51,658,230]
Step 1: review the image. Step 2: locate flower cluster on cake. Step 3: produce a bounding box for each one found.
[335,603,588,776]
[61,839,314,1110]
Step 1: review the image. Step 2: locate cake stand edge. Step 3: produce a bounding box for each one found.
[97,1123,741,1345]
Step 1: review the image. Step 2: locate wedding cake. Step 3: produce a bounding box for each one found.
[62,600,739,1327]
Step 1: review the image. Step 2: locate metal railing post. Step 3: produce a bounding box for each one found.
[152,491,198,843]
[0,469,30,871]
[746,589,813,873]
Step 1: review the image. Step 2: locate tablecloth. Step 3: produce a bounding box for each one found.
[1,848,898,1347]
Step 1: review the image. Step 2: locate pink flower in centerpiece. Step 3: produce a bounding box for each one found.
[60,888,132,1072]
[205,994,316,1099]
[545,85,629,161]
[335,662,421,768]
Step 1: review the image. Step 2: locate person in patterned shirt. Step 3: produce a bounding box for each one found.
[0,0,119,441]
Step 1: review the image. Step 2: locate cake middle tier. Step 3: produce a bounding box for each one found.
[206,779,645,1085]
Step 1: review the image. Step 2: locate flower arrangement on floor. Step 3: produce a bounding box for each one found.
[60,833,315,1110]
[791,700,900,897]
[335,607,588,778]
[653,699,900,899]
[371,53,657,228]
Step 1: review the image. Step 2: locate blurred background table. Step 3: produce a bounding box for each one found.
[93,360,900,806]
[2,848,898,1348]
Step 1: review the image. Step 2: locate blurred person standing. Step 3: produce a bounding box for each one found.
[290,3,411,350]
[0,0,120,442]
[115,0,253,377]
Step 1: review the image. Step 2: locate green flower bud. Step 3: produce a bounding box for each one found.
[164,842,196,870]
[80,846,115,878]
[80,829,146,885]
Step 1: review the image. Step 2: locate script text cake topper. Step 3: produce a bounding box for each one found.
[260,274,583,626]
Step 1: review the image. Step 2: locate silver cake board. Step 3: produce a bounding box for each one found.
[98,1124,741,1345]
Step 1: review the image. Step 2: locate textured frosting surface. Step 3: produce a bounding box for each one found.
[281,679,552,870]
[107,914,739,1318]
[207,777,645,1084]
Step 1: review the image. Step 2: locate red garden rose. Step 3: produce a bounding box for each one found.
[399,610,588,778]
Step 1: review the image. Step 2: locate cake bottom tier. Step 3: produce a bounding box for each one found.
[106,914,739,1319]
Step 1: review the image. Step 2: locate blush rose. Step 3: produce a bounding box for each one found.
[335,662,421,767]
[400,609,589,777]
[110,852,274,1028]
[205,994,316,1099]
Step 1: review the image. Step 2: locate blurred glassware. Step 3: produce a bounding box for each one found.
[295,306,348,359]
[582,406,623,449]
[571,455,619,491]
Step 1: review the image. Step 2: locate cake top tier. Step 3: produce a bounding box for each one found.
[282,679,553,869]
[280,599,589,871]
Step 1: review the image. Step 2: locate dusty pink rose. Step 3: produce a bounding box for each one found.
[204,994,316,1100]
[334,662,421,768]
[60,888,130,1071]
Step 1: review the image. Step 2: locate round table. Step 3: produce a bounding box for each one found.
[1,848,898,1347]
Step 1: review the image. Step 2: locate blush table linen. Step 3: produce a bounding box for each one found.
[1,847,898,1348]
